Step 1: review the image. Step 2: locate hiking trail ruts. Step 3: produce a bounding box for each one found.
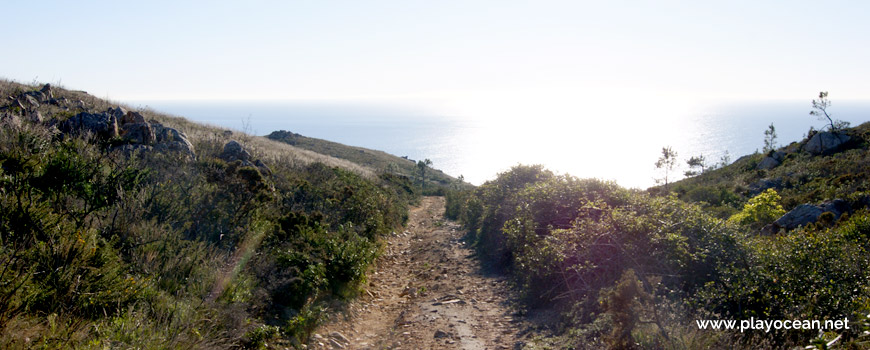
[308,196,535,349]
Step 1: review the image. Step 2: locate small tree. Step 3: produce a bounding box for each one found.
[810,91,833,130]
[454,174,465,190]
[655,146,678,190]
[684,154,706,177]
[417,158,432,187]
[810,91,850,131]
[763,123,778,153]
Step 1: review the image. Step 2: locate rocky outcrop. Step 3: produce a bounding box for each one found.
[151,123,196,160]
[51,105,195,160]
[58,111,119,139]
[220,140,252,163]
[756,150,786,170]
[219,140,271,175]
[774,204,824,230]
[116,108,156,145]
[803,131,851,155]
[773,199,850,231]
[40,83,53,100]
[756,156,780,170]
[121,121,156,144]
[1,84,196,160]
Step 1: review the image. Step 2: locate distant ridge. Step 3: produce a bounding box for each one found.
[267,129,457,187]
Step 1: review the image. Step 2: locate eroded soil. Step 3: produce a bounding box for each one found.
[308,197,536,349]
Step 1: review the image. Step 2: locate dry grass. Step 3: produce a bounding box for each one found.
[0,78,376,179]
[139,109,376,178]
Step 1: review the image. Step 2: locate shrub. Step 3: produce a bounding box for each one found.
[0,82,417,347]
[727,189,786,229]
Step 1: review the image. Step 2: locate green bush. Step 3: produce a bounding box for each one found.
[696,220,870,345]
[0,90,417,347]
[448,165,870,348]
[727,188,786,229]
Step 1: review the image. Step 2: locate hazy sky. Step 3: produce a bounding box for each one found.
[2,1,869,120]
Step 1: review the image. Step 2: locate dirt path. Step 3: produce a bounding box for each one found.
[308,197,534,349]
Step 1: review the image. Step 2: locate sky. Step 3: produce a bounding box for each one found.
[2,0,869,122]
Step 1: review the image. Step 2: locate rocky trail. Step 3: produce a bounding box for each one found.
[308,197,537,349]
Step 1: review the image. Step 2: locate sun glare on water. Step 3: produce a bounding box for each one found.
[445,92,702,188]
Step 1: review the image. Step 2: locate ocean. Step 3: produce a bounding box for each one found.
[126,99,870,189]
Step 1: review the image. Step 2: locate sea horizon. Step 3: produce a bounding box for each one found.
[126,98,870,189]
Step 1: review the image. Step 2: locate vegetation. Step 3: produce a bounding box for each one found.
[5,77,870,349]
[447,161,870,348]
[669,120,870,219]
[763,123,777,153]
[0,80,443,348]
[684,154,707,177]
[811,91,851,131]
[655,146,679,190]
[726,188,786,229]
[448,116,870,348]
[266,130,459,191]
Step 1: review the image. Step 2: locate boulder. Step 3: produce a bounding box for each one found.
[153,124,196,160]
[757,150,788,169]
[120,111,146,125]
[803,131,851,155]
[120,122,156,144]
[58,112,119,139]
[820,199,850,218]
[40,84,53,100]
[116,109,154,144]
[774,204,824,230]
[219,140,252,162]
[20,95,40,109]
[107,107,127,120]
[218,140,272,175]
[756,156,780,170]
[773,199,850,231]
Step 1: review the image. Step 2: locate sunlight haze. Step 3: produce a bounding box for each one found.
[3,0,869,186]
[4,1,868,105]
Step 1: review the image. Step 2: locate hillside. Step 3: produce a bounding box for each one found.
[7,76,870,349]
[0,79,457,348]
[267,130,459,190]
[445,122,870,349]
[669,122,870,223]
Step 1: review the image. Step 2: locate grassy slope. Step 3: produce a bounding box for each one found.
[0,79,443,348]
[266,130,458,187]
[667,122,870,218]
[445,120,870,349]
[0,80,377,179]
